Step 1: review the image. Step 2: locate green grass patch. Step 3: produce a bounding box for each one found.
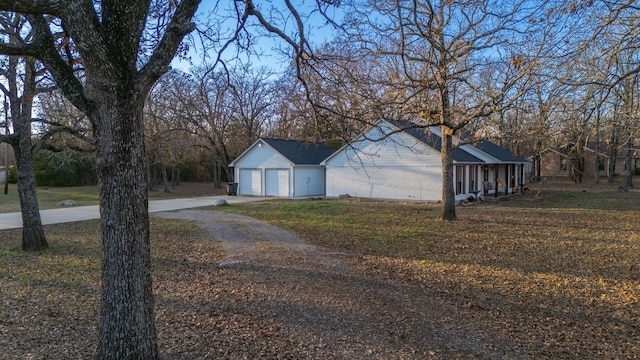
[501,190,640,211]
[218,193,640,280]
[219,199,448,258]
[215,192,640,357]
[0,184,100,213]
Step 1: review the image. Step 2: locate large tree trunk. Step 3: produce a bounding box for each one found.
[12,128,47,251]
[93,90,158,359]
[440,126,456,221]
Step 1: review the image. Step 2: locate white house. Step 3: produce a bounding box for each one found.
[322,119,529,202]
[230,138,335,198]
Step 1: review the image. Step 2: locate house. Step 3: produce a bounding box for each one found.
[322,119,529,202]
[230,138,335,197]
[539,142,639,181]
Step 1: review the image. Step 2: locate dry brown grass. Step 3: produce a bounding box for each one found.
[221,190,640,358]
[0,187,639,359]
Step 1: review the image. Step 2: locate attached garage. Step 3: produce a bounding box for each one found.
[230,138,334,198]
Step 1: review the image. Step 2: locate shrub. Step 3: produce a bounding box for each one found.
[7,165,17,183]
[34,150,97,186]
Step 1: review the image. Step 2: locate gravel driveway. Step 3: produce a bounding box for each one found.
[153,209,522,359]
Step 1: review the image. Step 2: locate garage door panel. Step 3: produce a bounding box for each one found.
[239,169,261,195]
[265,169,289,197]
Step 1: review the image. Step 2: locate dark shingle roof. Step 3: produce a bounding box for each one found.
[474,140,528,163]
[262,138,335,165]
[386,120,484,163]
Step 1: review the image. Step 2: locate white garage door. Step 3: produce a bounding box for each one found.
[239,169,261,196]
[265,169,289,197]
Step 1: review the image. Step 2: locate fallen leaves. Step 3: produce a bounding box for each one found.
[0,190,639,358]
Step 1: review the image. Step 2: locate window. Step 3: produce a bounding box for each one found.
[455,166,465,195]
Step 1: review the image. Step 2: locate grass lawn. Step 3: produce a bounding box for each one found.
[0,184,100,212]
[0,182,223,213]
[0,188,638,357]
[217,190,640,357]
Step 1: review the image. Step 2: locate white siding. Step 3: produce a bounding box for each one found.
[265,169,289,197]
[326,165,442,201]
[325,128,443,201]
[233,143,291,169]
[293,167,326,197]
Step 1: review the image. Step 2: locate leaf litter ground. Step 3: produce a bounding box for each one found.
[0,185,639,359]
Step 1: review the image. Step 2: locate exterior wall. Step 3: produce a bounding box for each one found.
[293,166,326,197]
[582,151,608,178]
[325,126,443,201]
[615,156,639,176]
[326,165,442,201]
[540,150,569,178]
[233,143,291,169]
[540,149,613,180]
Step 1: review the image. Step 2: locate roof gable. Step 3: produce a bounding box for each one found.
[387,120,483,163]
[261,138,335,165]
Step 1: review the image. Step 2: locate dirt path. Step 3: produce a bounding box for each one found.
[154,210,523,359]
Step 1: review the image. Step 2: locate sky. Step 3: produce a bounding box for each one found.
[171,0,343,75]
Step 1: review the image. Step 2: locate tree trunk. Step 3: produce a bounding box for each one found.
[594,112,601,184]
[608,131,618,183]
[626,139,634,188]
[212,161,220,188]
[161,163,170,192]
[440,126,456,221]
[12,130,47,251]
[3,141,8,194]
[93,91,158,360]
[5,53,46,251]
[172,165,179,186]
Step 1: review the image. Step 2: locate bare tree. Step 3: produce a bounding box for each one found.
[145,74,196,191]
[325,0,545,220]
[227,64,277,146]
[0,12,51,250]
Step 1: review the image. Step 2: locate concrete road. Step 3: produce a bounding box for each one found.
[0,195,268,230]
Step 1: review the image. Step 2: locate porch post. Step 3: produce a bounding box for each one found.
[494,165,499,197]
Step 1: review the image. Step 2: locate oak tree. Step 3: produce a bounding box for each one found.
[0,1,200,358]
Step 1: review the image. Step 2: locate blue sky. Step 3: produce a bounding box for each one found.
[171,1,342,74]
